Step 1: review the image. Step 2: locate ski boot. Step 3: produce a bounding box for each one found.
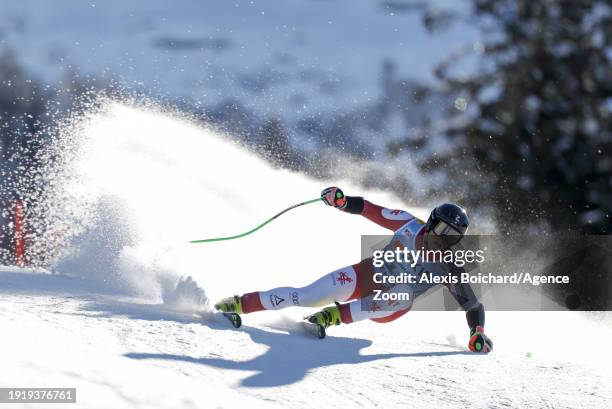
[214,295,243,328]
[303,304,341,339]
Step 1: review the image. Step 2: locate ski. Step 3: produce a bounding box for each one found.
[223,312,242,328]
[301,320,326,339]
[193,311,242,329]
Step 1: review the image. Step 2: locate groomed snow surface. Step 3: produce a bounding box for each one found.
[1,103,611,408]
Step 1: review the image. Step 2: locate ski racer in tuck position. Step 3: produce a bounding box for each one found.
[215,187,493,352]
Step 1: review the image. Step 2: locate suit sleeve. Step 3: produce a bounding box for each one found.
[447,265,485,330]
[342,196,416,231]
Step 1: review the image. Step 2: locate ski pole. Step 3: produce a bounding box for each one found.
[189,198,322,243]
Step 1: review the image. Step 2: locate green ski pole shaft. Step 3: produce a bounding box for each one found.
[190,198,322,243]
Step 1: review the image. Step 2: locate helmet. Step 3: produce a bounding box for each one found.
[424,203,469,246]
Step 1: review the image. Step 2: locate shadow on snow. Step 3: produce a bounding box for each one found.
[122,320,473,387]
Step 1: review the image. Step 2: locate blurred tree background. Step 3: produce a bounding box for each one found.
[1,0,611,266]
[0,47,105,264]
[0,48,48,262]
[412,0,611,233]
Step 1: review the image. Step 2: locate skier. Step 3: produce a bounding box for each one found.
[215,187,493,352]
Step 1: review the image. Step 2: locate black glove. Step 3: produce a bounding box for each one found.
[321,187,347,209]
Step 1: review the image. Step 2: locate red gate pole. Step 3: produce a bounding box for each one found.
[14,199,25,267]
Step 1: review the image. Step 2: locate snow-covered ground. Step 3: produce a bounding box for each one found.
[2,269,611,409]
[1,102,611,408]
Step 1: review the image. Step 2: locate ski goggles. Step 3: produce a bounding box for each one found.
[431,220,464,246]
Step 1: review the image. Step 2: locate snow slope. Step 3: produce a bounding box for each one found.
[1,102,611,408]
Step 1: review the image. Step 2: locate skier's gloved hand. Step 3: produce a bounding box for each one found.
[468,326,493,353]
[321,187,347,209]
